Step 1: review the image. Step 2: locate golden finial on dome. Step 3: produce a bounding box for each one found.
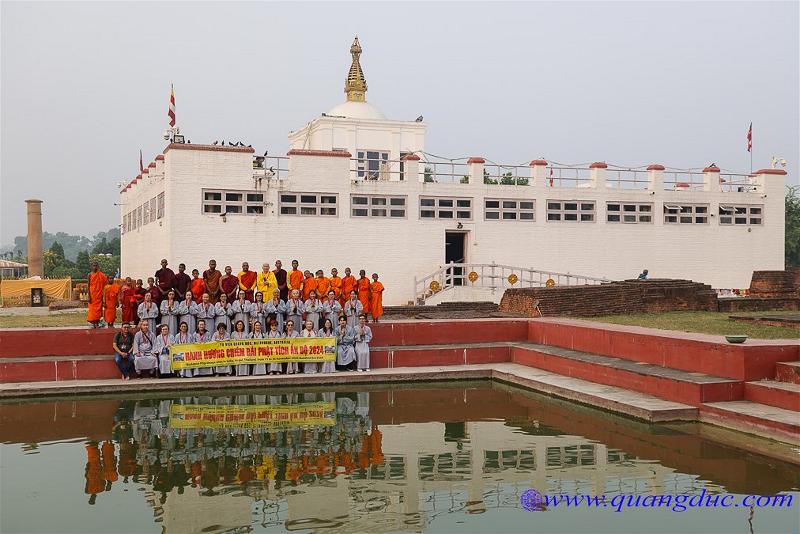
[345,36,367,102]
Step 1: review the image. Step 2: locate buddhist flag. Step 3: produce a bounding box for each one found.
[747,122,752,152]
[139,149,144,173]
[168,84,176,127]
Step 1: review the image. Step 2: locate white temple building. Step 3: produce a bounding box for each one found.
[120,38,787,306]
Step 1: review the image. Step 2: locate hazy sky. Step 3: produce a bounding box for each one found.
[1,1,798,245]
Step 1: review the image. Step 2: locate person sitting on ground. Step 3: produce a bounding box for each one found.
[638,269,649,280]
[132,320,157,378]
[113,322,135,380]
[212,323,232,376]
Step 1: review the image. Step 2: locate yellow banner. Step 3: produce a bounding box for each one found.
[169,402,336,429]
[169,337,336,370]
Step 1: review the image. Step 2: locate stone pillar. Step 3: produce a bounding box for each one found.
[25,199,43,277]
[703,165,721,192]
[467,157,485,185]
[646,164,665,191]
[589,161,608,189]
[401,153,420,182]
[529,159,549,188]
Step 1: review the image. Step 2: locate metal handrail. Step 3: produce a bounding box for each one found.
[414,262,612,304]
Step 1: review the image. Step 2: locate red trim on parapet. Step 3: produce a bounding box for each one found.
[401,154,421,161]
[155,155,165,161]
[703,166,720,173]
[529,159,548,166]
[467,157,486,164]
[589,162,608,169]
[286,149,352,158]
[647,164,665,171]
[754,169,787,175]
[164,143,255,154]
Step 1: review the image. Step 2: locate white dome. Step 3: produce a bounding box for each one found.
[326,100,386,120]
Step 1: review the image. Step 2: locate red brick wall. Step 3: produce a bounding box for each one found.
[718,297,800,313]
[499,279,718,317]
[749,269,798,297]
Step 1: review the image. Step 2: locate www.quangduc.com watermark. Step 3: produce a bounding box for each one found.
[519,489,794,513]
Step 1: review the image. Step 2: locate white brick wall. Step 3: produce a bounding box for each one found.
[121,146,786,305]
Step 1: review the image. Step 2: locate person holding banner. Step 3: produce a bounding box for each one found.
[159,290,179,335]
[283,320,300,375]
[336,316,356,371]
[153,324,175,378]
[354,314,373,372]
[133,320,157,378]
[248,291,267,330]
[212,323,232,376]
[231,293,250,335]
[265,321,283,375]
[304,291,323,330]
[300,320,318,374]
[172,322,194,378]
[265,289,286,333]
[192,320,214,376]
[318,319,336,374]
[231,320,250,376]
[323,290,342,326]
[249,321,268,376]
[286,290,304,334]
[194,293,216,334]
[344,290,363,329]
[137,293,159,334]
[215,293,233,333]
[178,292,196,335]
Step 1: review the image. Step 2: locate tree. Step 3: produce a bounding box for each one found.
[424,166,434,183]
[49,241,65,260]
[76,250,91,276]
[91,253,120,278]
[786,186,800,268]
[483,169,497,185]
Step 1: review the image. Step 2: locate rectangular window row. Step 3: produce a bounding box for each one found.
[203,189,265,215]
[420,196,473,220]
[279,193,338,216]
[123,192,164,233]
[351,195,407,218]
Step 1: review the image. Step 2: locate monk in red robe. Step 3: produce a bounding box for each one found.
[120,278,135,323]
[154,259,176,304]
[103,281,120,328]
[274,259,288,300]
[86,262,108,328]
[341,267,356,307]
[356,270,371,315]
[203,259,222,303]
[237,262,257,301]
[370,273,384,322]
[133,279,146,323]
[220,265,239,301]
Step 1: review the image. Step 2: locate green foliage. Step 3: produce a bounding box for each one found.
[483,169,497,185]
[460,176,470,184]
[7,227,119,261]
[76,250,91,276]
[424,166,434,183]
[49,241,65,259]
[499,171,529,186]
[786,186,800,268]
[91,254,120,277]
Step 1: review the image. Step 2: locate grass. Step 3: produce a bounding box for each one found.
[0,311,93,328]
[590,311,800,340]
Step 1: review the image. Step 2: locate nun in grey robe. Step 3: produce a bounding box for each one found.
[172,329,194,378]
[247,297,267,332]
[354,323,373,371]
[152,327,175,376]
[215,299,233,332]
[230,329,249,376]
[322,298,342,327]
[299,324,318,374]
[265,295,286,333]
[335,323,356,369]
[194,301,216,334]
[231,295,251,335]
[285,295,304,334]
[133,328,157,373]
[192,328,214,376]
[249,328,267,376]
[137,300,159,334]
[211,328,231,375]
[303,297,323,330]
[159,295,179,334]
[284,328,300,374]
[265,328,283,374]
[343,297,363,329]
[317,326,337,373]
[177,295,196,336]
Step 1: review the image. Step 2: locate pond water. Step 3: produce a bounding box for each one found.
[1,381,798,534]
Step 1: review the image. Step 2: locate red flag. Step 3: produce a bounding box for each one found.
[747,122,752,152]
[139,149,144,173]
[549,166,554,187]
[168,84,176,127]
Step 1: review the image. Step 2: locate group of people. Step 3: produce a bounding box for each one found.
[102,259,385,380]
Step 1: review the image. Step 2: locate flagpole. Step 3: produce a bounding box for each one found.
[750,123,753,174]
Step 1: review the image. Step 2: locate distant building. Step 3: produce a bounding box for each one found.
[0,259,28,279]
[120,39,787,306]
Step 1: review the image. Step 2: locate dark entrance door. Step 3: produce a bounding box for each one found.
[445,231,466,286]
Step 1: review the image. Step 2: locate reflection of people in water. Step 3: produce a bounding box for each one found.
[84,442,105,505]
[101,441,118,491]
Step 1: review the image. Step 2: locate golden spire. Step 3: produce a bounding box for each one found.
[345,36,367,102]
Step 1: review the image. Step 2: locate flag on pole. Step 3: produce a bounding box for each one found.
[139,149,144,173]
[747,122,752,152]
[549,166,554,187]
[168,84,176,127]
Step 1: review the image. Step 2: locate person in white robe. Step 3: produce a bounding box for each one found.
[247,292,267,333]
[283,320,299,374]
[265,289,286,333]
[231,294,251,335]
[231,321,249,376]
[192,320,214,376]
[152,324,175,377]
[172,321,194,378]
[212,323,231,375]
[354,314,373,372]
[323,290,342,327]
[286,290,304,334]
[249,321,267,376]
[159,290,179,334]
[335,316,356,371]
[304,292,323,330]
[215,293,233,332]
[133,321,157,376]
[317,319,337,373]
[193,294,216,334]
[265,321,284,374]
[177,291,196,336]
[300,320,318,374]
[344,291,363,329]
[137,293,159,334]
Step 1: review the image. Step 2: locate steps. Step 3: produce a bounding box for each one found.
[744,381,800,411]
[775,361,800,384]
[701,401,800,444]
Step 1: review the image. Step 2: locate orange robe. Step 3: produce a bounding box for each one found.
[84,443,105,495]
[103,284,120,325]
[370,281,384,319]
[87,271,108,322]
[315,277,331,300]
[101,441,118,483]
[357,277,371,314]
[237,271,257,298]
[288,270,304,293]
[330,276,343,302]
[302,277,317,300]
[191,278,206,303]
[342,275,357,303]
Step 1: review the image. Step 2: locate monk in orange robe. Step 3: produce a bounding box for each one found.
[329,268,343,303]
[103,282,120,328]
[315,270,331,301]
[370,426,384,465]
[341,268,357,307]
[85,442,104,504]
[370,273,384,322]
[203,259,222,303]
[86,262,108,328]
[237,262,257,301]
[190,269,206,303]
[288,260,304,296]
[356,270,371,315]
[302,270,316,301]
